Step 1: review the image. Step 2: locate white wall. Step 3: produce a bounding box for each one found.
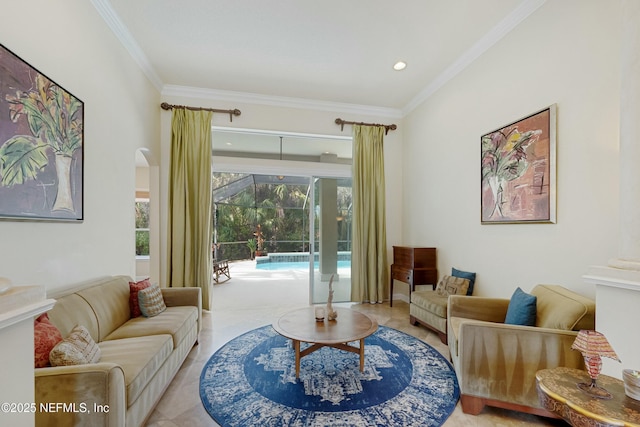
[159,95,404,288]
[0,0,161,290]
[402,0,621,299]
[1,0,617,304]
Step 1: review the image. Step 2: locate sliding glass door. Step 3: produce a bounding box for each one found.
[212,127,352,305]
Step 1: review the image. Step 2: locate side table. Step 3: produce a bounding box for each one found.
[536,367,640,427]
[389,246,437,307]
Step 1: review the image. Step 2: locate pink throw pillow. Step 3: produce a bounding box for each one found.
[34,313,63,368]
[129,278,151,318]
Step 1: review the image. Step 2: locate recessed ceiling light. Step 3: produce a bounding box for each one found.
[226,142,232,146]
[393,61,407,71]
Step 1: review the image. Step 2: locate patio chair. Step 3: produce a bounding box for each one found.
[213,259,231,283]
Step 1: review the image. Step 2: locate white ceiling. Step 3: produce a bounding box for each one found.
[98,0,544,115]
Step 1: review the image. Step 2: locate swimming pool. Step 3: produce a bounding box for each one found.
[256,260,351,271]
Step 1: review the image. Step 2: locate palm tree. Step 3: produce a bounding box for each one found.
[0,74,83,213]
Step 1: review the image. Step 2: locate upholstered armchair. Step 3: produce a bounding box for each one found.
[447,284,595,417]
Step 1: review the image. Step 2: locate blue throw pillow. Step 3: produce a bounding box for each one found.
[504,287,537,326]
[452,268,476,295]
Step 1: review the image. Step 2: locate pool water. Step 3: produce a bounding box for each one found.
[256,260,351,271]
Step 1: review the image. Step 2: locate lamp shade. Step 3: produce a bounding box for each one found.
[571,330,620,399]
[571,330,620,361]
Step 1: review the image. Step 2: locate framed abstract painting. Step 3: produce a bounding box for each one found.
[481,105,556,224]
[0,43,84,221]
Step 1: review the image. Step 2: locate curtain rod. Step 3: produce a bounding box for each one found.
[160,102,241,122]
[335,118,397,135]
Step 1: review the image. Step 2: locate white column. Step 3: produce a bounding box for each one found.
[610,0,640,269]
[319,178,338,281]
[585,0,640,379]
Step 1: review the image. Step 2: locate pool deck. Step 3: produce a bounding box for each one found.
[212,259,352,309]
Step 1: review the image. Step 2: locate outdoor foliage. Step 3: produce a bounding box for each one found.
[212,173,352,261]
[135,201,150,256]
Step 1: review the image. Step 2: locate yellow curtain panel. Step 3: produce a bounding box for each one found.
[167,108,213,310]
[351,125,388,303]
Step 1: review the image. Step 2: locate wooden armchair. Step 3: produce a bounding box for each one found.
[212,259,230,283]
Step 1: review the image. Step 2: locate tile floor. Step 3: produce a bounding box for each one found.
[146,262,566,426]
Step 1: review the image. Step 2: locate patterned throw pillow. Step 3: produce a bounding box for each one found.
[34,313,63,368]
[138,283,166,317]
[452,267,476,295]
[49,325,101,366]
[129,278,151,318]
[434,275,470,297]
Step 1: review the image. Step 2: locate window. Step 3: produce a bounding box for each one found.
[135,199,150,256]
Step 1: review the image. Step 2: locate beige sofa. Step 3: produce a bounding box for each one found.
[35,276,202,427]
[447,284,595,417]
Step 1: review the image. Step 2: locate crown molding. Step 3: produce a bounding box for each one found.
[92,0,401,118]
[162,85,404,119]
[93,0,543,119]
[91,0,164,91]
[402,0,547,115]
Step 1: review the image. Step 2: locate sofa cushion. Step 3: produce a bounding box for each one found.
[50,325,101,366]
[504,287,537,326]
[452,268,476,295]
[76,276,131,341]
[98,335,173,407]
[530,284,595,330]
[47,293,100,342]
[34,313,63,368]
[411,291,449,318]
[103,306,197,348]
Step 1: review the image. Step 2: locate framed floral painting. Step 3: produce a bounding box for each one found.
[481,105,556,224]
[0,43,83,221]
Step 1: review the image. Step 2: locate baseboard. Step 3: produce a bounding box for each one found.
[392,293,410,304]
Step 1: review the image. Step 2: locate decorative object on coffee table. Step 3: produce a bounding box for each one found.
[571,330,620,399]
[326,274,338,320]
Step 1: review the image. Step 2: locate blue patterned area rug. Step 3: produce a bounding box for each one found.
[200,325,459,426]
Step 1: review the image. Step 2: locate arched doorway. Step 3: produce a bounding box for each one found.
[135,148,160,283]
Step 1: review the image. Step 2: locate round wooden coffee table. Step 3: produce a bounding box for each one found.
[272,306,379,378]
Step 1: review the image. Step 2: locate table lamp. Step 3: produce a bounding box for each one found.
[571,330,620,399]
